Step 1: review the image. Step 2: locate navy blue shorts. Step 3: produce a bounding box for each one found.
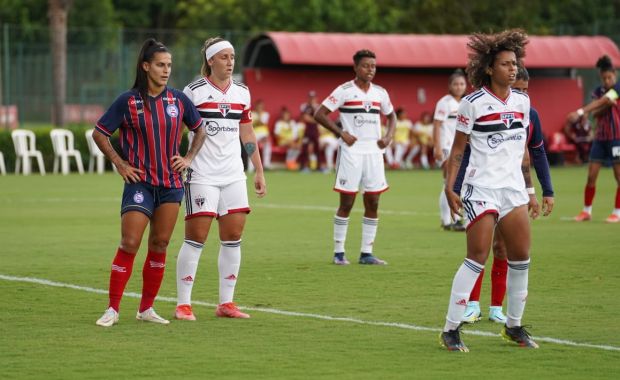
[589,139,620,163]
[121,182,184,218]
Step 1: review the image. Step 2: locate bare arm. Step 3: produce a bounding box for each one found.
[432,119,443,161]
[314,105,356,146]
[522,148,540,219]
[92,129,143,183]
[378,111,396,149]
[444,131,468,217]
[170,124,207,172]
[239,122,266,197]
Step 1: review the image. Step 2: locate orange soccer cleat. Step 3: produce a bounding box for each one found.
[175,304,196,321]
[573,211,592,222]
[215,302,250,319]
[605,214,620,223]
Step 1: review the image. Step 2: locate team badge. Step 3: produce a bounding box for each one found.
[166,104,179,118]
[219,103,231,117]
[500,112,515,128]
[133,191,144,204]
[194,194,206,208]
[363,101,373,112]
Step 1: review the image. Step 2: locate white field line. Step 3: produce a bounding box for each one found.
[2,274,618,352]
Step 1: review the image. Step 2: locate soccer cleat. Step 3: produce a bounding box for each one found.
[574,211,592,222]
[462,301,481,323]
[605,214,620,223]
[136,307,170,325]
[439,327,469,352]
[442,222,465,232]
[175,304,196,321]
[501,325,539,348]
[216,302,250,318]
[488,306,507,323]
[358,254,387,265]
[333,252,350,265]
[96,307,119,327]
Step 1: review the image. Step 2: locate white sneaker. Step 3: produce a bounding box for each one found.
[96,307,119,327]
[136,307,170,325]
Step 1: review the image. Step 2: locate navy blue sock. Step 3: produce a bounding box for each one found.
[334,252,345,260]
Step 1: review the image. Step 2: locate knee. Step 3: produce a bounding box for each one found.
[149,236,170,252]
[119,236,141,253]
[338,202,354,215]
[492,240,507,260]
[365,199,379,212]
[221,230,243,242]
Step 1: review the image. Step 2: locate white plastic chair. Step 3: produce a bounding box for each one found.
[85,128,116,174]
[0,151,6,175]
[50,129,84,175]
[11,129,46,175]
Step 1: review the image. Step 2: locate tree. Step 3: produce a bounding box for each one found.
[48,0,72,127]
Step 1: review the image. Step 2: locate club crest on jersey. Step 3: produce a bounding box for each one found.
[218,103,231,117]
[500,112,515,128]
[166,104,178,118]
[363,101,373,112]
[133,191,144,204]
[194,194,205,208]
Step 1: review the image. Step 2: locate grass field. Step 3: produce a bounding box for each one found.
[1,166,619,379]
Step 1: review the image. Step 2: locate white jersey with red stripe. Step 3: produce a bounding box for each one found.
[183,77,252,186]
[433,94,460,152]
[322,80,394,154]
[456,86,530,191]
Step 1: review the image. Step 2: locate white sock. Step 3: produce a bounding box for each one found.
[439,188,453,226]
[406,145,420,163]
[444,258,484,331]
[385,147,395,165]
[263,142,272,168]
[583,205,592,213]
[325,145,336,170]
[176,239,204,306]
[613,208,620,217]
[420,154,429,169]
[218,240,241,304]
[334,216,349,253]
[506,259,530,328]
[361,217,378,253]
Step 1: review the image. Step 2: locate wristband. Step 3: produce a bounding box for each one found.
[526,187,535,195]
[576,108,584,117]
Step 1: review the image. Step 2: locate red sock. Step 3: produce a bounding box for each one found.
[584,185,596,207]
[491,258,508,306]
[615,187,620,209]
[108,248,136,312]
[139,250,166,313]
[469,269,484,302]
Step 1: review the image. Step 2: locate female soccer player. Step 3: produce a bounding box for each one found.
[94,38,206,327]
[440,29,540,351]
[314,49,395,266]
[175,37,267,321]
[570,55,620,223]
[433,69,467,231]
[458,66,555,325]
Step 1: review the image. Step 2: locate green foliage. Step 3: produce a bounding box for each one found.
[1,169,619,378]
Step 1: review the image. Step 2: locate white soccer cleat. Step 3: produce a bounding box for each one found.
[462,301,481,323]
[96,307,119,327]
[136,307,170,325]
[488,306,507,323]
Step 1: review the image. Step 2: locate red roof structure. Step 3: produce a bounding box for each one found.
[245,32,620,69]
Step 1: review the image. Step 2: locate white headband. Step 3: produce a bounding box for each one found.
[205,41,234,60]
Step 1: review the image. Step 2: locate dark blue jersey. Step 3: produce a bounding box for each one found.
[96,87,202,188]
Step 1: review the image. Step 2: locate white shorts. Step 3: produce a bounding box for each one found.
[460,184,529,229]
[334,149,389,194]
[184,180,250,220]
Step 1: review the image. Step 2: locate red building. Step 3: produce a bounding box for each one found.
[243,32,620,137]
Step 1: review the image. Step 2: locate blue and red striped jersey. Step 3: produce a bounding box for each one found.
[96,87,202,188]
[591,82,620,141]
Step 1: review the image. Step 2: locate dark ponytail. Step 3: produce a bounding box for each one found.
[596,55,614,73]
[132,38,170,107]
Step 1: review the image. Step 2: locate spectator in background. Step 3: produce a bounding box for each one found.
[563,115,592,164]
[385,107,413,169]
[319,123,339,172]
[274,107,301,170]
[409,111,434,169]
[250,99,272,170]
[299,90,321,172]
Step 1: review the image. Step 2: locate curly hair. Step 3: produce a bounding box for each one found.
[353,49,376,66]
[596,55,614,73]
[466,29,529,89]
